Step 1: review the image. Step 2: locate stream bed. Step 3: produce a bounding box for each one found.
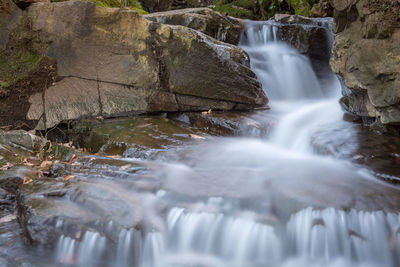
[0,18,399,267]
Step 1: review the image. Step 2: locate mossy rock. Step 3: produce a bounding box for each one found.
[213,0,319,20]
[87,0,148,14]
[0,50,42,93]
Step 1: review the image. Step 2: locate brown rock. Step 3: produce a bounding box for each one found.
[144,8,243,44]
[330,0,400,126]
[1,0,267,130]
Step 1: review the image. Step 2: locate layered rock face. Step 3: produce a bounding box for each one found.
[330,0,400,126]
[0,0,267,130]
[144,8,243,45]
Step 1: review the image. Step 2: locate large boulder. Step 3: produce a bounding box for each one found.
[144,8,243,45]
[330,0,400,127]
[1,0,266,130]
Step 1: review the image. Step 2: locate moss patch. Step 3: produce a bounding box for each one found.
[0,50,42,92]
[213,0,318,19]
[87,0,148,14]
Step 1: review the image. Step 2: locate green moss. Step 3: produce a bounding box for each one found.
[0,50,42,90]
[213,0,318,19]
[87,0,148,14]
[214,1,254,18]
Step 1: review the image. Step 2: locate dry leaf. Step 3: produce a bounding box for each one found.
[107,155,120,159]
[137,123,152,128]
[202,109,212,115]
[40,160,52,169]
[23,177,33,184]
[62,175,75,181]
[119,164,130,171]
[68,154,77,163]
[188,134,206,140]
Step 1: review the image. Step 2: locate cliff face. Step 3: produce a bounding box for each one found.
[330,0,400,128]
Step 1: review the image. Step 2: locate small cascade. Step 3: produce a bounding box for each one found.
[56,232,107,267]
[54,207,400,267]
[50,17,400,267]
[240,21,324,101]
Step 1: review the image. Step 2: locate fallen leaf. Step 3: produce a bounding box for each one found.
[40,160,52,169]
[107,155,121,159]
[188,134,206,140]
[68,154,77,163]
[137,123,152,128]
[119,164,130,170]
[62,175,76,181]
[202,109,212,115]
[23,177,33,184]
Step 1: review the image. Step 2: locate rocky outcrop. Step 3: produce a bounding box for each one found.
[144,8,243,45]
[330,0,400,127]
[1,0,267,130]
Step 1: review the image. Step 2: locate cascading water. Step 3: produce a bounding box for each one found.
[53,19,400,267]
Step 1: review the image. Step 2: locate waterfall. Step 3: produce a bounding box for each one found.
[53,19,400,267]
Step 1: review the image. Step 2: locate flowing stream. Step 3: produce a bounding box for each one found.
[7,19,400,267]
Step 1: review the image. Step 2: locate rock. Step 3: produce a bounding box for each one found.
[311,0,334,17]
[16,159,164,245]
[272,14,333,63]
[330,0,400,127]
[144,8,243,44]
[1,0,266,130]
[70,116,207,157]
[0,168,24,192]
[0,0,22,50]
[169,111,274,137]
[0,187,8,199]
[12,0,49,9]
[0,130,47,152]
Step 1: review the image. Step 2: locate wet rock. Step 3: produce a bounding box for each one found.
[0,169,24,192]
[144,8,243,44]
[0,188,7,199]
[169,111,273,137]
[1,0,266,130]
[272,14,333,63]
[71,116,206,157]
[16,157,164,246]
[311,122,400,183]
[330,0,400,127]
[0,130,47,153]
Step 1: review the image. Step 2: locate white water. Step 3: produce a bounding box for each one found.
[54,20,400,267]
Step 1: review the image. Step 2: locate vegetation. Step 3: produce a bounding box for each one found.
[88,0,148,14]
[213,0,319,19]
[0,50,42,90]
